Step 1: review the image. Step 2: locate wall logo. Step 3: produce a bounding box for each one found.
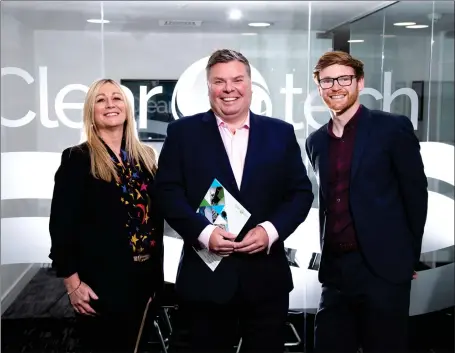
[170,56,273,120]
[2,63,420,131]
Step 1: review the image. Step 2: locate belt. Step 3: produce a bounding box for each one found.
[133,254,151,262]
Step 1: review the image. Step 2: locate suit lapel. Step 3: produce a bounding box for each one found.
[201,110,240,198]
[317,127,330,197]
[350,107,371,182]
[239,112,261,195]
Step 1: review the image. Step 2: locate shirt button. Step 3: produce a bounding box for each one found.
[336,198,341,203]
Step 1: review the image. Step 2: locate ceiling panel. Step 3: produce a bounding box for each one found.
[2,1,394,32]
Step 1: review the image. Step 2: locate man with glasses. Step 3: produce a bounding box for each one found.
[305,51,428,353]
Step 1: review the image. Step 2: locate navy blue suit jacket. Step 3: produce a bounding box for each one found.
[155,110,314,303]
[305,106,428,284]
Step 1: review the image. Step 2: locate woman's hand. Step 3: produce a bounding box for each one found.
[64,273,99,316]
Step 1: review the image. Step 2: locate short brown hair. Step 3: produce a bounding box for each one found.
[206,49,251,78]
[313,51,364,82]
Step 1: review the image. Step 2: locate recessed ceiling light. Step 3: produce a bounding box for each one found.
[228,9,242,20]
[393,22,416,26]
[87,19,110,24]
[248,22,271,27]
[406,24,429,29]
[348,39,364,43]
[241,33,258,36]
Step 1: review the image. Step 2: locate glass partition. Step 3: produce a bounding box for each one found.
[1,1,453,352]
[349,1,454,351]
[1,0,104,319]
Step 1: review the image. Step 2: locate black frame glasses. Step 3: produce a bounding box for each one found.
[318,75,356,89]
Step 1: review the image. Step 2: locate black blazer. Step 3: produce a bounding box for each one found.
[154,110,314,304]
[305,106,428,284]
[49,143,164,307]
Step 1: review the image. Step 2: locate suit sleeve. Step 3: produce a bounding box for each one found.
[391,116,428,266]
[154,122,211,245]
[268,125,314,242]
[48,147,87,278]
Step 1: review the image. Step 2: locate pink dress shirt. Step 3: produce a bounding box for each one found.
[197,114,279,253]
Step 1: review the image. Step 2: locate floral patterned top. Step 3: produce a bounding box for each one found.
[107,143,157,259]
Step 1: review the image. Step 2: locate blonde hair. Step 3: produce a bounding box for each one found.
[82,79,157,182]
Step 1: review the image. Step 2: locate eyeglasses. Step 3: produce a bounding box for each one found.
[318,75,356,89]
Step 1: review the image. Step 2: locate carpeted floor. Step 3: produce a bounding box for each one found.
[1,269,77,352]
[1,268,454,353]
[2,317,79,352]
[2,268,75,320]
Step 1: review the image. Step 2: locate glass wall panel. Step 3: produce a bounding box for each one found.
[1,0,103,313]
[349,9,387,111]
[1,1,453,352]
[349,2,454,351]
[431,1,454,146]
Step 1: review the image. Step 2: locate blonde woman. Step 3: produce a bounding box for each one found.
[49,79,164,352]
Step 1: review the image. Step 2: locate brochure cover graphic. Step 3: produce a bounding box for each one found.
[197,178,249,235]
[195,178,251,271]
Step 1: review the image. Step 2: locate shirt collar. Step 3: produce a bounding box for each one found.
[327,104,362,138]
[215,112,250,129]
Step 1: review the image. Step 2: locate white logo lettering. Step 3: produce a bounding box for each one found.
[138,86,163,129]
[1,67,36,128]
[280,74,303,129]
[54,83,88,129]
[1,65,420,131]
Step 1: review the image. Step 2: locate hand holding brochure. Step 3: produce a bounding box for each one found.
[194,178,251,271]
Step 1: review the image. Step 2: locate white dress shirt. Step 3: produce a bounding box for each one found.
[197,114,279,253]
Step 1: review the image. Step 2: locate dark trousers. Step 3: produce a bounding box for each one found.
[314,251,412,353]
[76,310,146,352]
[170,292,289,353]
[75,262,157,352]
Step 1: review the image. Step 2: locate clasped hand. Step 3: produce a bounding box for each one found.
[208,226,269,256]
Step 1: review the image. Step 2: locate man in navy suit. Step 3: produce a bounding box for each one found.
[305,51,428,353]
[155,49,314,352]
